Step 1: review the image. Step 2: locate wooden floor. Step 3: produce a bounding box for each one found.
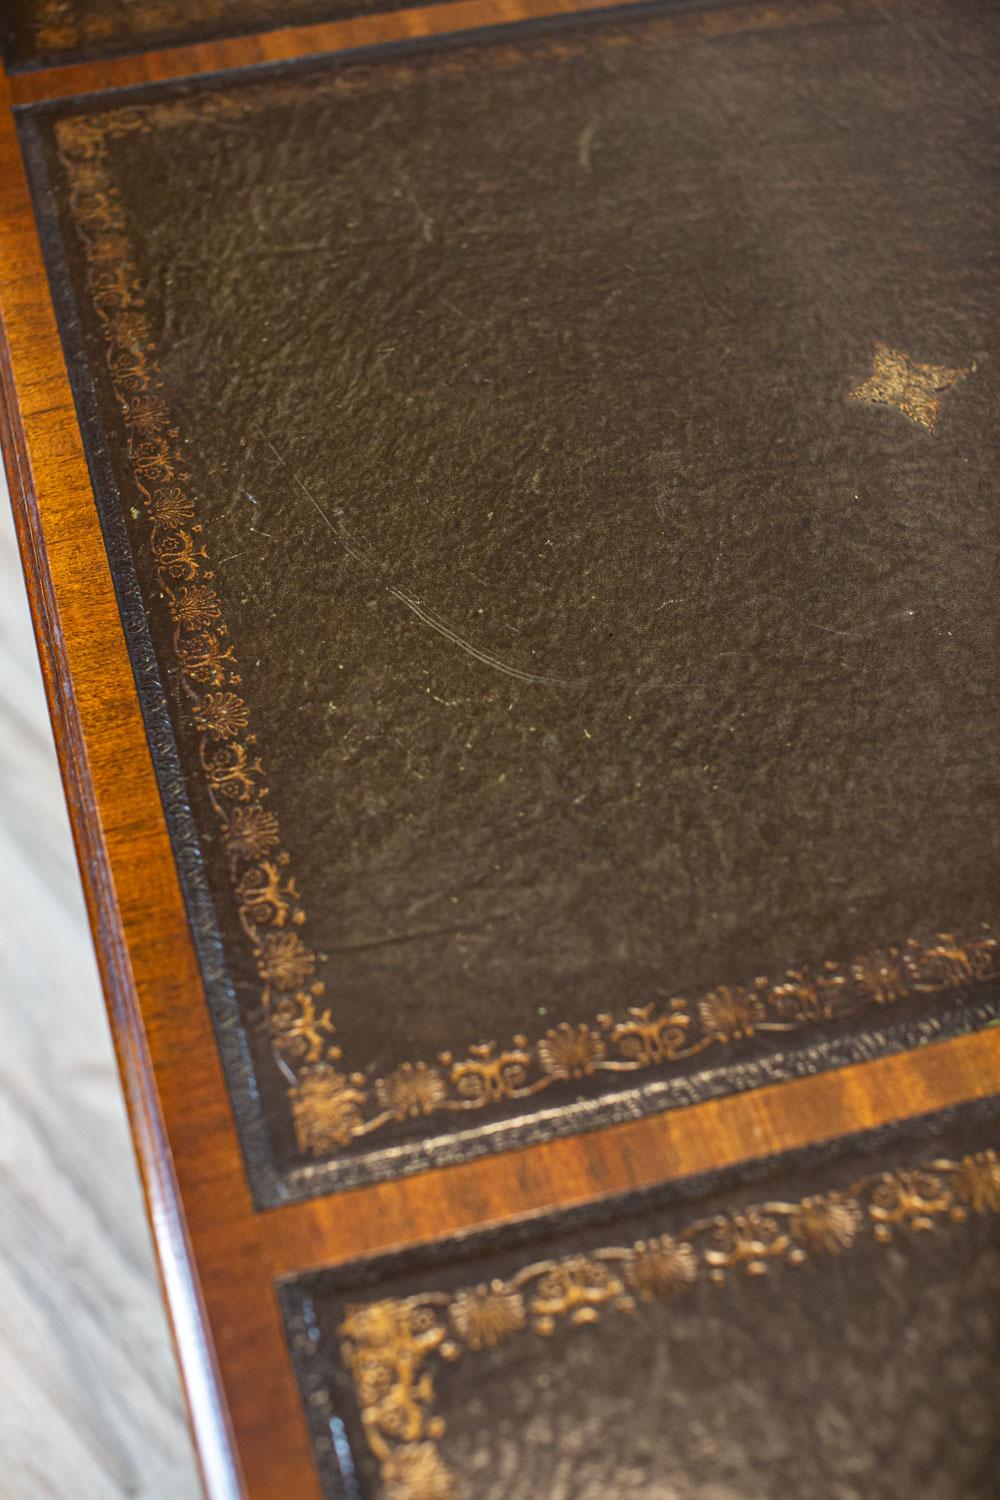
[0,475,201,1499]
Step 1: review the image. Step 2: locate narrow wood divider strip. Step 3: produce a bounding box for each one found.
[8,0,889,105]
[9,0,635,103]
[258,1026,1000,1275]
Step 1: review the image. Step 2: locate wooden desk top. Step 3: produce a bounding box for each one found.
[1,1,998,1495]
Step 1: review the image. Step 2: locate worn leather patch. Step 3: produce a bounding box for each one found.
[21,0,1000,1202]
[281,1098,1000,1499]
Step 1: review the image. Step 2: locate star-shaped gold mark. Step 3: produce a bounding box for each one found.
[847,341,970,432]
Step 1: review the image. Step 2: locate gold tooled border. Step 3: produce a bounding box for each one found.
[338,1144,1000,1497]
[53,69,1000,1170]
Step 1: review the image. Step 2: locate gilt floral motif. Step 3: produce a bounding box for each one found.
[951,1150,1000,1214]
[377,1063,449,1121]
[537,1022,607,1078]
[291,1068,367,1154]
[222,804,281,862]
[192,690,251,742]
[381,1443,458,1500]
[697,985,767,1041]
[623,1235,698,1301]
[448,1284,526,1350]
[788,1195,862,1257]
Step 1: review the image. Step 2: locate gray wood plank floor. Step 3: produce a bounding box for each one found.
[0,475,202,1499]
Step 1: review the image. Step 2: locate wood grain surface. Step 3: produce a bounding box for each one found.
[0,475,200,1500]
[1,4,998,1498]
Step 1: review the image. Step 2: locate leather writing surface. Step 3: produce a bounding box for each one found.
[21,0,1000,1202]
[281,1098,1000,1500]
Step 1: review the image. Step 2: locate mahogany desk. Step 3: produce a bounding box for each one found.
[1,1,998,1496]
